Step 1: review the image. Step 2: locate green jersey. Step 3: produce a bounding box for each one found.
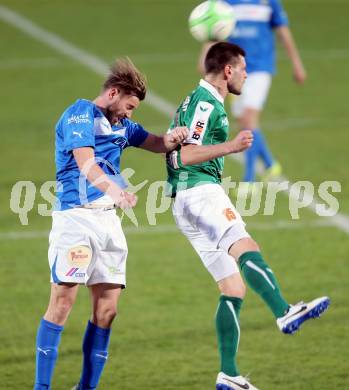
[166,79,230,197]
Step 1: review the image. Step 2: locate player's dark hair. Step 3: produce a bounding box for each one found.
[204,42,245,74]
[103,57,147,101]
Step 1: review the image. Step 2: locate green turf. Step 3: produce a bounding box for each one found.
[0,1,348,389]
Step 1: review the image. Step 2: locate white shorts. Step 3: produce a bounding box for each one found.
[172,184,250,282]
[48,207,128,286]
[232,72,272,117]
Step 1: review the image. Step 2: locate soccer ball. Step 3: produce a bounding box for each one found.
[188,0,236,42]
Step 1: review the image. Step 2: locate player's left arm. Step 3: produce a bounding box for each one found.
[276,25,307,84]
[138,127,189,153]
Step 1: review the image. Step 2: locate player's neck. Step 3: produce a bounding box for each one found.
[204,75,228,100]
[93,96,108,113]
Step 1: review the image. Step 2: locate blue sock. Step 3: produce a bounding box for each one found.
[34,318,63,390]
[243,129,260,182]
[79,321,111,390]
[254,129,274,169]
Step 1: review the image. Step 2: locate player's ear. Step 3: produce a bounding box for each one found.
[224,64,232,78]
[109,87,120,99]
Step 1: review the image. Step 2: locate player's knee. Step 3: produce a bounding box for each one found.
[229,237,260,260]
[220,283,246,299]
[218,275,246,299]
[58,296,74,316]
[93,306,117,328]
[46,295,75,324]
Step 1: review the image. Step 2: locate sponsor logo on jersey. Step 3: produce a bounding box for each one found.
[233,26,258,38]
[72,130,83,138]
[65,267,85,278]
[67,112,91,125]
[113,136,127,149]
[223,208,236,221]
[108,266,123,275]
[67,245,92,267]
[192,120,205,140]
[233,4,272,22]
[221,117,229,127]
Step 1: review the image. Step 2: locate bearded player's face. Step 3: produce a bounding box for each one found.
[107,91,140,124]
[227,55,247,95]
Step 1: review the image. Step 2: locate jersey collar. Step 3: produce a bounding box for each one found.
[199,79,224,104]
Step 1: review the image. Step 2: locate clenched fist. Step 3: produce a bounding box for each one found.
[166,126,189,146]
[229,130,253,153]
[115,191,138,209]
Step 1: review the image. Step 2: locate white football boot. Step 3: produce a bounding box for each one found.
[277,296,330,334]
[216,372,259,390]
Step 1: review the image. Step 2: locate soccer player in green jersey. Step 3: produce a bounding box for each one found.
[166,42,330,390]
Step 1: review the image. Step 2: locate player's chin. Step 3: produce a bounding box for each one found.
[229,87,242,96]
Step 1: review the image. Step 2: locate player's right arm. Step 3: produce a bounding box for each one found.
[73,147,137,209]
[181,130,253,166]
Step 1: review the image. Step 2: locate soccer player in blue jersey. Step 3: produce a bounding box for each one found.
[199,0,306,189]
[33,58,188,390]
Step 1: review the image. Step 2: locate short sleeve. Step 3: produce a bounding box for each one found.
[270,0,289,28]
[123,119,149,147]
[61,100,95,152]
[184,101,215,145]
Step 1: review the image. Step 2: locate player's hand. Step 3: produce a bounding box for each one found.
[115,191,138,209]
[167,126,189,145]
[230,130,253,153]
[293,63,307,84]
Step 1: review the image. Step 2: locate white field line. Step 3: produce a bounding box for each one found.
[0,5,175,117]
[1,5,348,235]
[0,220,337,241]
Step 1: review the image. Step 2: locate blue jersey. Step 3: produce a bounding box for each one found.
[225,0,288,74]
[55,99,148,210]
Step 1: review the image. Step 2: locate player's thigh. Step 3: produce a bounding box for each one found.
[181,185,253,258]
[181,184,247,246]
[87,209,128,287]
[227,236,260,260]
[48,209,95,285]
[233,72,272,118]
[173,189,240,283]
[48,282,80,303]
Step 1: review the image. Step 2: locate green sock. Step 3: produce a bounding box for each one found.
[239,251,289,318]
[216,295,243,377]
